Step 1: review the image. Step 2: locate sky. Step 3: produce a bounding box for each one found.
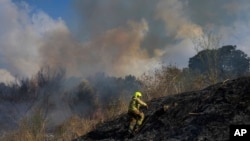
[1,0,250,83]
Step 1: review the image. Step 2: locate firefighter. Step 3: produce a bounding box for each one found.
[128,91,148,134]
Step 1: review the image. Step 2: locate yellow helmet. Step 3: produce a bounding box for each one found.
[134,91,142,98]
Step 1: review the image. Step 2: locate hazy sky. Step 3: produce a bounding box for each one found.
[1,0,250,83]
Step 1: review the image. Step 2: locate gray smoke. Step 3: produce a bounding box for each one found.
[1,0,250,82]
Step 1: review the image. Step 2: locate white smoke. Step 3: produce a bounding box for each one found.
[0,69,16,83]
[1,0,250,83]
[39,19,159,77]
[0,0,160,82]
[154,0,203,67]
[0,0,68,82]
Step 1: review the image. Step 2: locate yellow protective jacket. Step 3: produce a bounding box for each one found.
[128,96,147,111]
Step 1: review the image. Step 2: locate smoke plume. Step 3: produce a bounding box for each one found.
[40,19,158,77]
[1,0,250,82]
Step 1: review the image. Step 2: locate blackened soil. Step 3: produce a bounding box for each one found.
[74,77,250,141]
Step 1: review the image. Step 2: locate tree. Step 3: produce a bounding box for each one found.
[188,45,250,80]
[217,46,250,77]
[191,30,222,84]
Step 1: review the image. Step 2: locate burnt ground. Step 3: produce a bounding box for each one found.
[74,77,250,141]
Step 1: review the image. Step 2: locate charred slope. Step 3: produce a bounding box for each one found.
[74,77,250,141]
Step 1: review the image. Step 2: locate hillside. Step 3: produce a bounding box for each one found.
[74,77,250,141]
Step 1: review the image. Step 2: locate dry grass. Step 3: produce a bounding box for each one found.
[0,63,225,141]
[1,111,46,141]
[1,60,247,140]
[0,94,129,141]
[140,64,186,101]
[53,116,99,141]
[103,96,128,119]
[53,96,128,140]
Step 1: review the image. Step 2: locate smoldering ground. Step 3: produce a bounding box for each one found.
[1,0,250,135]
